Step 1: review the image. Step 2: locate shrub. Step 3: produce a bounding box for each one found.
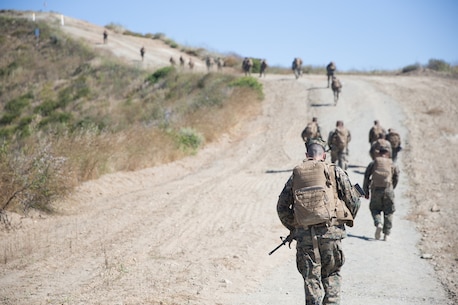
[175,127,203,154]
[146,66,175,84]
[0,140,72,214]
[427,59,450,72]
[229,76,264,99]
[401,63,421,73]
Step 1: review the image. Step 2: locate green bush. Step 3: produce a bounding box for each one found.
[229,76,264,99]
[401,63,421,73]
[427,59,450,72]
[146,66,175,84]
[175,127,203,153]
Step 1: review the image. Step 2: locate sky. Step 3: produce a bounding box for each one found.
[2,0,457,71]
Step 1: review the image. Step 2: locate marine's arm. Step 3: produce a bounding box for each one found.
[392,164,400,189]
[335,166,361,218]
[276,176,296,231]
[363,162,374,198]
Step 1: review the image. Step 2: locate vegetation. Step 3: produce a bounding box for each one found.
[0,13,263,216]
[0,11,456,218]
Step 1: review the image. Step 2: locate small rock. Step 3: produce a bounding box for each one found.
[421,253,433,259]
[430,204,440,212]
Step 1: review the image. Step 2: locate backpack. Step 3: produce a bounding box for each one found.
[292,161,353,227]
[331,128,347,150]
[386,132,400,148]
[369,126,384,143]
[302,122,318,141]
[372,157,393,188]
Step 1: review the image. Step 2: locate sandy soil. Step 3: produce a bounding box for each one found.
[0,12,457,305]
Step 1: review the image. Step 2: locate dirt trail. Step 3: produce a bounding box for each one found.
[0,12,457,305]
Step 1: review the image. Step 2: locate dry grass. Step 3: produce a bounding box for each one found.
[0,12,265,215]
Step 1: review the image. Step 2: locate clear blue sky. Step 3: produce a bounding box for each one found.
[3,0,457,71]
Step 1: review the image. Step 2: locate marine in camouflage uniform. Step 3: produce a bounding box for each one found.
[327,121,351,170]
[368,120,386,145]
[369,133,392,160]
[277,139,361,305]
[363,148,400,241]
[385,128,402,162]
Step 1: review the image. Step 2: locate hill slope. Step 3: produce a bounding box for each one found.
[0,11,457,305]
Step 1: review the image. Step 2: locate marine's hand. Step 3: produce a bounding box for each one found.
[365,194,369,199]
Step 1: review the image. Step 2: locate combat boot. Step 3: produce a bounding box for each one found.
[384,234,389,241]
[375,224,383,240]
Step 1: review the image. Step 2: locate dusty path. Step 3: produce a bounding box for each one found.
[1,12,456,305]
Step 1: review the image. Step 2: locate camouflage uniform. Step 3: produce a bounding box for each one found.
[369,138,392,160]
[277,159,360,305]
[368,121,386,144]
[385,129,402,162]
[326,62,336,87]
[327,125,351,171]
[363,156,400,237]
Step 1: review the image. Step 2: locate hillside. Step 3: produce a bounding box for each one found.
[0,10,457,305]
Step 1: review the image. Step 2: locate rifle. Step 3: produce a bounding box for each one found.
[268,234,294,255]
[353,183,365,197]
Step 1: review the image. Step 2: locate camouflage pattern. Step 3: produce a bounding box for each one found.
[363,158,400,236]
[385,129,402,162]
[368,122,386,144]
[369,188,395,235]
[331,77,342,104]
[326,62,336,87]
[292,58,303,79]
[369,138,392,160]
[277,158,360,304]
[296,230,345,305]
[327,126,351,171]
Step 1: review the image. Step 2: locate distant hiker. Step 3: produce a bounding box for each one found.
[103,30,108,44]
[277,138,361,305]
[34,27,40,46]
[242,57,253,76]
[327,120,351,170]
[368,120,387,145]
[326,61,336,87]
[363,147,400,241]
[385,128,402,162]
[169,56,176,66]
[188,58,194,70]
[259,59,268,77]
[206,56,215,72]
[179,55,185,67]
[140,46,145,61]
[301,117,321,146]
[369,133,392,160]
[215,57,224,71]
[292,57,303,79]
[331,76,342,105]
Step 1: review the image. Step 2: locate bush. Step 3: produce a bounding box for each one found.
[0,141,71,214]
[175,127,203,154]
[229,76,264,99]
[146,66,175,84]
[401,63,421,73]
[427,59,450,72]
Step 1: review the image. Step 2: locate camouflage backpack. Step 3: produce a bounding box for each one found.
[292,160,354,228]
[372,157,393,188]
[331,128,348,150]
[386,132,400,148]
[302,122,318,141]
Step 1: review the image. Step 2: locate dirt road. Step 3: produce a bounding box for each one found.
[0,12,456,305]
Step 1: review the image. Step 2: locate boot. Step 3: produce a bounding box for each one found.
[375,224,383,240]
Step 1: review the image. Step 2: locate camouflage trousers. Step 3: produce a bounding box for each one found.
[296,234,345,305]
[369,187,396,235]
[330,149,348,171]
